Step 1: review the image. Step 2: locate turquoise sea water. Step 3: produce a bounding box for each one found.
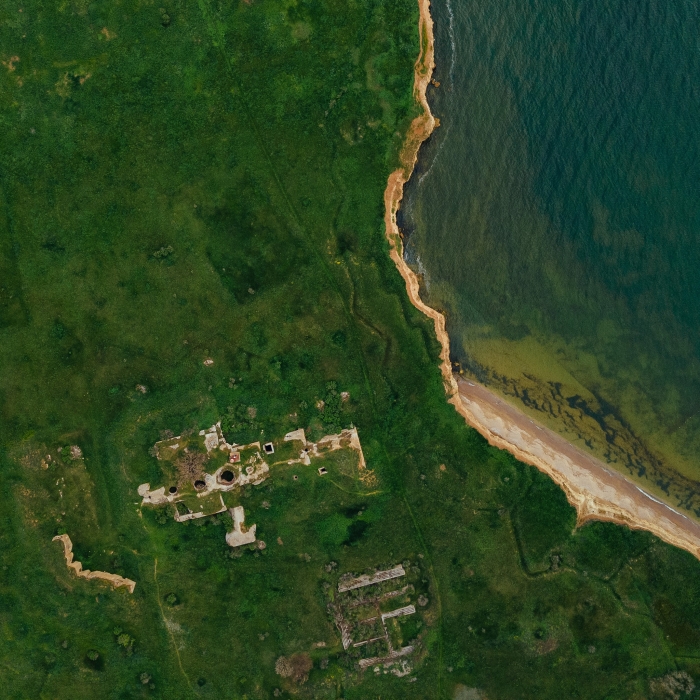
[401,0,700,512]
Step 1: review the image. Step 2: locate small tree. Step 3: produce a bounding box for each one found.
[176,450,208,486]
[275,656,293,678]
[115,631,135,656]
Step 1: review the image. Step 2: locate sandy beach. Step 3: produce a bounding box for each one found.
[456,378,700,558]
[384,0,700,561]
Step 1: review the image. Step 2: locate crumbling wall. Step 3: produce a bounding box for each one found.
[52,534,136,593]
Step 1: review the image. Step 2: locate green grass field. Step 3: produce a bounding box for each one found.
[3,0,700,698]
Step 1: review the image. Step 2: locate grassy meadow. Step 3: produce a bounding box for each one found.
[3,0,700,698]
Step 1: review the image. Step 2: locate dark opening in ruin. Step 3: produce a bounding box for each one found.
[169,486,178,494]
[263,442,275,454]
[194,479,206,490]
[220,470,234,483]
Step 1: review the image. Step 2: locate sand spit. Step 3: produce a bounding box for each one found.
[53,534,136,593]
[383,0,700,560]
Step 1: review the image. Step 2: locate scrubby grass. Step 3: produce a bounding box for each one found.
[3,0,700,698]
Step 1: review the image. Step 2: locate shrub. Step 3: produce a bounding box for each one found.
[275,654,313,684]
[115,631,135,656]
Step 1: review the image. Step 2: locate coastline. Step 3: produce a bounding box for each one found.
[383,0,700,560]
[384,0,452,393]
[457,378,700,558]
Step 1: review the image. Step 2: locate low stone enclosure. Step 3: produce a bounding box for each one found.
[139,423,370,548]
[327,562,429,676]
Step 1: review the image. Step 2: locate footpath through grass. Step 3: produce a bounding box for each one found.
[3,1,700,699]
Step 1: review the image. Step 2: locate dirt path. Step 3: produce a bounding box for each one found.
[382,1,700,561]
[153,558,192,690]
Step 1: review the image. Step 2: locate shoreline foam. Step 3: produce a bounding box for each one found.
[383,0,700,560]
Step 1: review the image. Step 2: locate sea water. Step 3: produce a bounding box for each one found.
[400,0,700,513]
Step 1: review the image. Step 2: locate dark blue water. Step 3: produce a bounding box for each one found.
[401,0,700,511]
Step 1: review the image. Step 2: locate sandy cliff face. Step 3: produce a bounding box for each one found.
[383,0,700,562]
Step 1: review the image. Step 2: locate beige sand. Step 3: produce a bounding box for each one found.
[53,534,136,593]
[383,0,700,560]
[457,379,700,558]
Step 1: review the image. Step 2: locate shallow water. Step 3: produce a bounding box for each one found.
[401,0,700,513]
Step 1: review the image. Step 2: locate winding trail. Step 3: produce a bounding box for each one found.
[153,558,192,691]
[384,0,700,562]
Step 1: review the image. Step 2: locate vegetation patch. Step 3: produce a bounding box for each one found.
[3,0,700,697]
